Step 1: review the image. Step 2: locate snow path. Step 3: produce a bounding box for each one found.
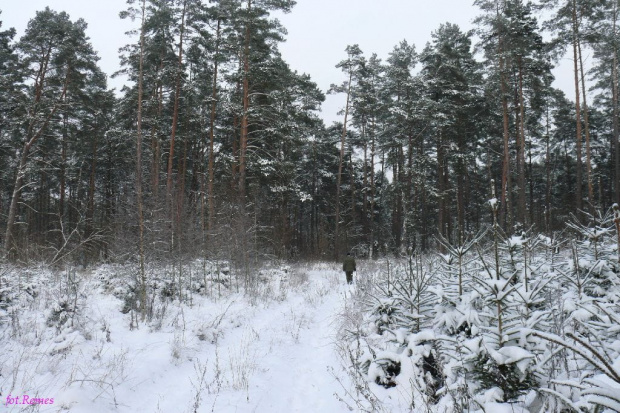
[211,268,351,413]
[248,277,347,412]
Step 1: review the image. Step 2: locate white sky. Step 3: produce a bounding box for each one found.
[1,0,575,125]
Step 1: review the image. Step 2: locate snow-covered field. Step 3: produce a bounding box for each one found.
[1,262,358,412]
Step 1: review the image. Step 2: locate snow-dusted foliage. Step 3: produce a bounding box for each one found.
[336,207,620,412]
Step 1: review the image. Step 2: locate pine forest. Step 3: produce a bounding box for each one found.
[1,0,620,411]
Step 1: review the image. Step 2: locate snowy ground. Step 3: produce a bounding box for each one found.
[0,262,359,412]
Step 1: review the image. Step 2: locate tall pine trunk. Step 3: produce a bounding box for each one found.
[578,37,594,207]
[59,109,68,250]
[545,105,552,232]
[239,0,252,207]
[407,130,415,247]
[572,0,583,212]
[166,0,187,249]
[335,70,352,259]
[394,145,405,249]
[87,130,98,249]
[136,0,147,319]
[613,3,620,206]
[349,151,356,232]
[457,129,465,241]
[362,124,368,242]
[151,74,163,198]
[437,131,447,239]
[499,41,513,232]
[517,58,528,226]
[369,118,376,259]
[208,17,222,235]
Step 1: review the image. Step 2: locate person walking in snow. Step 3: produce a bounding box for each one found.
[343,252,356,284]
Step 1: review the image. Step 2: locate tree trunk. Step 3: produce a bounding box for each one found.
[545,103,552,233]
[406,130,414,248]
[528,139,534,227]
[572,0,583,212]
[499,46,512,232]
[369,117,376,259]
[578,36,594,207]
[362,123,368,241]
[517,57,528,226]
[394,145,405,249]
[59,109,68,250]
[232,99,239,190]
[335,70,352,259]
[87,129,98,245]
[613,4,620,206]
[177,137,189,250]
[437,131,446,239]
[457,136,465,242]
[349,150,356,232]
[207,17,222,234]
[151,79,163,198]
[166,0,187,213]
[239,0,252,207]
[136,0,147,319]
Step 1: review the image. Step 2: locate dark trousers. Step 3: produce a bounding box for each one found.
[345,271,353,284]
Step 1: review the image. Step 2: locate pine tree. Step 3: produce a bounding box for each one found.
[330,44,364,257]
[3,8,106,259]
[0,13,23,235]
[420,23,482,242]
[350,52,384,256]
[542,0,601,211]
[476,0,552,231]
[476,0,515,230]
[0,12,20,144]
[382,40,419,251]
[590,0,620,207]
[234,0,295,206]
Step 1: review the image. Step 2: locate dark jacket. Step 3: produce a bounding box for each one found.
[343,255,356,272]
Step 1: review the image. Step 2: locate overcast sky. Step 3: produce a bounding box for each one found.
[1,0,574,124]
